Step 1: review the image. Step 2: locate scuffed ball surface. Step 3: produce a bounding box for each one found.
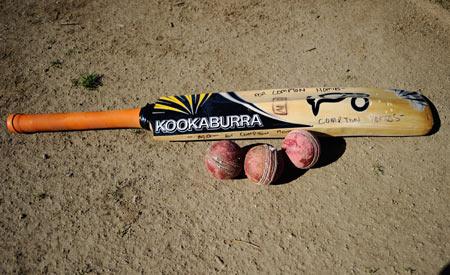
[282,130,321,169]
[244,144,284,185]
[204,140,243,179]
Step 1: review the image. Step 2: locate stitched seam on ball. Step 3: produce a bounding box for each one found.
[310,136,320,167]
[259,146,275,185]
[206,144,242,170]
[259,146,270,185]
[270,150,277,185]
[209,155,236,174]
[306,133,320,168]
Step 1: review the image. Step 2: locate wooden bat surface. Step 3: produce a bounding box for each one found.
[6,87,434,141]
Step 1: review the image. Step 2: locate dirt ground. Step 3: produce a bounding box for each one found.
[1,0,449,274]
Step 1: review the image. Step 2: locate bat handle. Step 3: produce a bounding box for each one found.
[6,108,142,133]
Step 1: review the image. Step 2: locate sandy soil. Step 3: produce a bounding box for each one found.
[1,0,449,273]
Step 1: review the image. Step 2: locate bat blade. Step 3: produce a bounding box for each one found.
[142,87,433,141]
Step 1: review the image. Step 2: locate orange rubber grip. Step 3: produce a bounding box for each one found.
[6,108,142,133]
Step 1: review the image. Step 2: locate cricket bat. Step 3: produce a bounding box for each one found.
[6,87,434,141]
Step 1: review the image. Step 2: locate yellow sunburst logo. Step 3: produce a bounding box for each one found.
[154,93,212,115]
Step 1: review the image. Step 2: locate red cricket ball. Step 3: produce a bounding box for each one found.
[282,130,321,169]
[204,140,243,180]
[244,144,284,185]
